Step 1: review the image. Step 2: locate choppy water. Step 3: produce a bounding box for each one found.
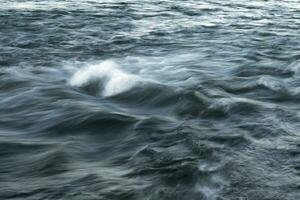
[1,0,300,199]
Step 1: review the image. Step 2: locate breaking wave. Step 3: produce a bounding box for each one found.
[69,60,144,97]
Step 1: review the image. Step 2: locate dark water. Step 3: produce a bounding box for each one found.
[1,0,300,199]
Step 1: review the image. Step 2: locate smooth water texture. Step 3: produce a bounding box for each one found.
[0,0,300,199]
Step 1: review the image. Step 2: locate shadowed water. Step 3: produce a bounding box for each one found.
[0,0,300,199]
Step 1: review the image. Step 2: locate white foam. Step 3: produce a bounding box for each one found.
[69,60,142,97]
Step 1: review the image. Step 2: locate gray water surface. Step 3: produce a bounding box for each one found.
[0,0,300,199]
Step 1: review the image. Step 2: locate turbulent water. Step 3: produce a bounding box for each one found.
[1,0,300,199]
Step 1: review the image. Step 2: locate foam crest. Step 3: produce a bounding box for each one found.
[69,60,142,97]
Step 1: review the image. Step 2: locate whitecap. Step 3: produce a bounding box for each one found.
[69,60,142,97]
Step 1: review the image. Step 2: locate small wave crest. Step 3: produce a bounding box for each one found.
[287,60,300,75]
[69,60,143,97]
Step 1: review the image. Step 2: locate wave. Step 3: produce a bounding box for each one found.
[69,60,144,97]
[287,60,300,75]
[1,1,68,10]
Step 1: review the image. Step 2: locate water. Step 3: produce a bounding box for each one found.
[0,0,300,199]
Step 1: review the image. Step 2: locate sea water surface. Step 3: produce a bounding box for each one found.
[0,0,300,199]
